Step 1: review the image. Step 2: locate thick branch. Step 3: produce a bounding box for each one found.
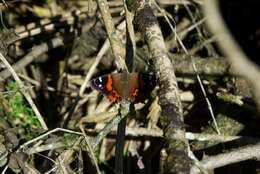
[129,1,192,173]
[191,144,260,173]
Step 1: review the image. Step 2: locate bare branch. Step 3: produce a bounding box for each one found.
[128,1,192,172]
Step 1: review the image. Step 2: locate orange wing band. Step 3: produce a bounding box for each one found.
[106,75,113,91]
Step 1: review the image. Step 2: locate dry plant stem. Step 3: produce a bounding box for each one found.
[23,127,258,149]
[97,1,131,173]
[183,2,215,57]
[78,149,84,174]
[0,52,48,130]
[128,141,145,170]
[172,54,228,74]
[91,110,128,150]
[139,53,234,76]
[165,17,206,50]
[79,20,126,96]
[190,54,220,134]
[160,2,220,134]
[124,4,136,71]
[190,36,216,55]
[56,137,83,174]
[80,111,117,123]
[79,38,110,96]
[90,124,256,144]
[18,128,82,151]
[36,153,57,167]
[27,142,65,154]
[182,5,201,36]
[156,0,220,134]
[108,0,192,7]
[16,127,164,155]
[159,0,192,5]
[191,112,245,150]
[191,144,260,173]
[79,125,102,174]
[132,1,191,173]
[18,74,55,91]
[45,166,58,174]
[12,127,259,155]
[185,132,242,143]
[147,97,161,129]
[188,145,208,174]
[97,0,127,71]
[0,37,64,80]
[15,9,91,41]
[13,4,125,42]
[84,102,130,174]
[203,0,260,109]
[1,165,8,174]
[178,32,220,135]
[91,124,163,137]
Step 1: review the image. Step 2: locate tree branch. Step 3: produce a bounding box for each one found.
[128,1,192,173]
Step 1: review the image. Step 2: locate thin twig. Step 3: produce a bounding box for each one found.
[15,9,90,41]
[0,166,8,174]
[79,125,102,174]
[79,20,126,96]
[0,52,48,130]
[97,0,127,71]
[79,38,109,96]
[19,128,82,150]
[156,2,220,134]
[96,1,131,174]
[27,142,65,154]
[0,37,64,80]
[90,104,130,150]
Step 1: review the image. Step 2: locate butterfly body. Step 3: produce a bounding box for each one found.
[91,72,156,103]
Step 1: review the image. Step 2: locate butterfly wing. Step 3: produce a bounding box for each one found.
[91,73,156,103]
[91,74,122,102]
[134,73,156,102]
[90,75,112,93]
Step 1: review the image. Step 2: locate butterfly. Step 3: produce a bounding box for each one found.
[90,72,156,103]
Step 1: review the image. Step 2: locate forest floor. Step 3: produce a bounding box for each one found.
[0,0,260,173]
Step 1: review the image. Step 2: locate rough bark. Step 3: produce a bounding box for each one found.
[128,0,192,173]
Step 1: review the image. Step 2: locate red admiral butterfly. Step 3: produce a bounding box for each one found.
[91,72,156,103]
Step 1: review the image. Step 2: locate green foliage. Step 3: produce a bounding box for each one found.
[2,82,41,129]
[63,133,80,147]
